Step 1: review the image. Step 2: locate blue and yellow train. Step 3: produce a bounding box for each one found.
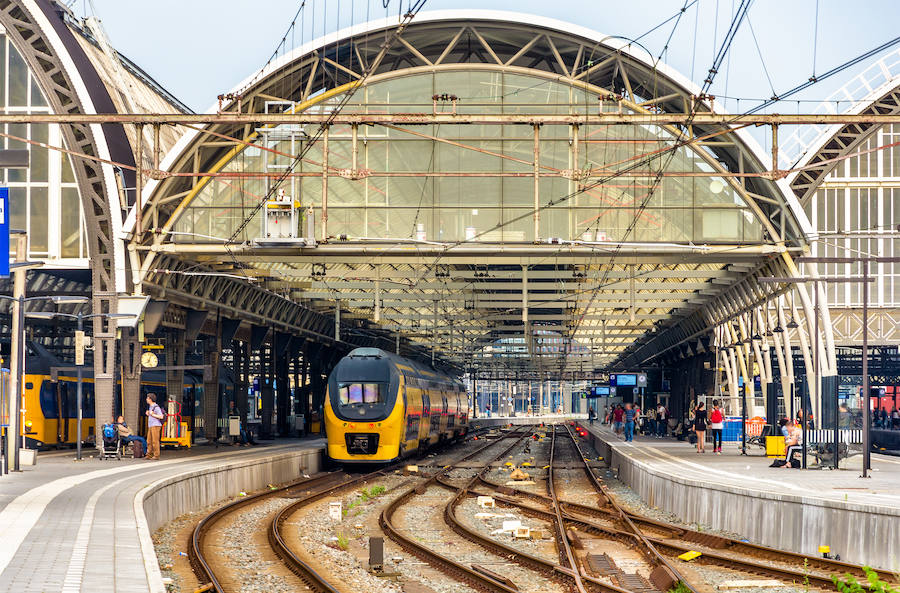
[324,348,470,463]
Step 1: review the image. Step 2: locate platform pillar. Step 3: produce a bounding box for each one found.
[274,332,292,436]
[257,341,272,438]
[237,340,250,427]
[120,329,142,432]
[202,318,221,440]
[165,329,186,434]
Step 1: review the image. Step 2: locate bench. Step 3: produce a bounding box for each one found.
[805,429,864,466]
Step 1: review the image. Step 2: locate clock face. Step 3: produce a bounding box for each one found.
[141,351,158,368]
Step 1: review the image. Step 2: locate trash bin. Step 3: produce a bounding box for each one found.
[766,435,785,458]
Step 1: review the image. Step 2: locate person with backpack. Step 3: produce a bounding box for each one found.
[145,393,165,460]
[709,400,724,454]
[693,402,707,453]
[588,407,596,425]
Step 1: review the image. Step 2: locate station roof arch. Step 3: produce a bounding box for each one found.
[138,10,814,378]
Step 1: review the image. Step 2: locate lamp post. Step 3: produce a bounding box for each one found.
[25,309,135,461]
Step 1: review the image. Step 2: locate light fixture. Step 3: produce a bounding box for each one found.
[787,316,799,330]
[709,179,725,194]
[772,324,784,333]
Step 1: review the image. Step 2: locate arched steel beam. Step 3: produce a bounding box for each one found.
[787,81,900,205]
[0,0,128,425]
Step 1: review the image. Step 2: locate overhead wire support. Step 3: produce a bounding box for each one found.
[702,0,754,94]
[744,34,900,114]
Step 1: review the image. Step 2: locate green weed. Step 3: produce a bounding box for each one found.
[832,566,899,593]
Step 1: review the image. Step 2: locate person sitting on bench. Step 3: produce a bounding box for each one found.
[783,421,802,468]
[116,415,147,452]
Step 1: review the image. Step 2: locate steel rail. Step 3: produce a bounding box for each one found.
[438,429,635,593]
[452,482,851,592]
[561,424,693,593]
[267,470,392,593]
[189,426,496,593]
[571,422,900,585]
[548,427,589,592]
[479,471,899,589]
[188,471,346,593]
[379,427,532,593]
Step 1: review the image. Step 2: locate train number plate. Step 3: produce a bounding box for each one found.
[345,433,380,454]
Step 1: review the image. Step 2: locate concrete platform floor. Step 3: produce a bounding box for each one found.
[583,423,900,509]
[0,438,324,593]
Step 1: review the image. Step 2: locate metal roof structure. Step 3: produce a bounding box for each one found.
[134,10,818,380]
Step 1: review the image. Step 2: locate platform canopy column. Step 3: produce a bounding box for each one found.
[274,332,293,436]
[202,314,223,441]
[120,329,142,432]
[165,328,186,426]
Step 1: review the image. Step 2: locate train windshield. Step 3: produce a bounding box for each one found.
[338,382,385,405]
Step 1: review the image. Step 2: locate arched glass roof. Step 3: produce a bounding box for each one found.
[139,11,813,376]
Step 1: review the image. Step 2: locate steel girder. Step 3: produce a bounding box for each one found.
[0,0,125,423]
[616,257,795,368]
[788,85,900,204]
[142,254,449,370]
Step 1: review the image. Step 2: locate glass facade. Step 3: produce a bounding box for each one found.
[806,123,900,306]
[173,71,762,245]
[1,26,87,262]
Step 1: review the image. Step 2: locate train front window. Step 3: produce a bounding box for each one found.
[339,382,384,405]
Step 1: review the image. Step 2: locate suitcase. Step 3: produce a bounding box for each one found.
[132,440,145,458]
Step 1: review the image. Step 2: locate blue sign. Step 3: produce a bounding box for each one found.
[616,374,637,386]
[589,386,610,397]
[0,188,8,278]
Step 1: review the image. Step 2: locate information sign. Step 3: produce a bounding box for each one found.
[616,374,637,386]
[0,187,8,278]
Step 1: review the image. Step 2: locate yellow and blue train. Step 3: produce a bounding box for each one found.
[15,345,234,449]
[324,348,469,463]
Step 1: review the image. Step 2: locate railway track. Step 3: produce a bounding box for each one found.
[460,422,896,592]
[186,422,895,593]
[189,426,525,593]
[438,426,657,593]
[380,425,534,593]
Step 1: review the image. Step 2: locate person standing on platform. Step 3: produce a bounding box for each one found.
[709,400,724,454]
[588,407,596,425]
[647,407,657,436]
[892,408,899,430]
[657,404,667,438]
[623,403,636,442]
[693,402,707,453]
[145,394,165,460]
[612,404,625,436]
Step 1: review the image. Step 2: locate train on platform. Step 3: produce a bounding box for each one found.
[17,343,235,449]
[324,347,469,463]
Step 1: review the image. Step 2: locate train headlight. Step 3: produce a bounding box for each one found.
[24,420,33,431]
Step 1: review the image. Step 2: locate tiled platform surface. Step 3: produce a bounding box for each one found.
[578,422,900,570]
[0,438,324,593]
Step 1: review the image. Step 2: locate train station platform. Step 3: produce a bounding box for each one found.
[576,421,900,571]
[0,439,324,593]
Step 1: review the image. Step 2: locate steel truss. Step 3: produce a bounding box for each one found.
[0,0,123,424]
[128,14,843,377]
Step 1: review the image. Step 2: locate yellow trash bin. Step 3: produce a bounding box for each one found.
[766,435,785,458]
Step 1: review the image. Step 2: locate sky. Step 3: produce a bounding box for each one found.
[81,0,900,134]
